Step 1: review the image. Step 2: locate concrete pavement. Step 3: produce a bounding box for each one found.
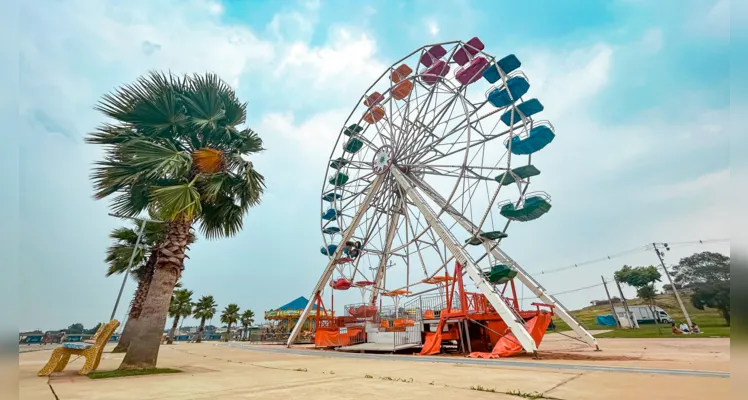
[19,336,730,400]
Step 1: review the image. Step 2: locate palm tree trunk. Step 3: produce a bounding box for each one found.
[722,309,730,326]
[119,218,189,370]
[112,251,157,353]
[226,323,232,342]
[196,317,206,343]
[167,316,180,344]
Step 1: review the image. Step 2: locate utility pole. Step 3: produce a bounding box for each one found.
[653,243,692,327]
[614,278,635,328]
[108,213,163,322]
[601,276,621,328]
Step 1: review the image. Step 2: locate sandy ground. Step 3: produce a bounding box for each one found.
[18,334,730,400]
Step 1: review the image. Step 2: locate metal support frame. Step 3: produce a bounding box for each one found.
[287,176,385,346]
[370,199,403,305]
[407,174,600,350]
[390,167,539,354]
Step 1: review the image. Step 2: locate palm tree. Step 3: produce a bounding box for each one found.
[220,304,240,342]
[192,295,217,343]
[240,309,255,341]
[166,289,193,344]
[104,221,164,353]
[87,72,265,369]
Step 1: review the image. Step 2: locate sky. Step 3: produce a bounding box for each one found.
[5,0,738,332]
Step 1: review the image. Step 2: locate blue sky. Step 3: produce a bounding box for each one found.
[9,0,735,332]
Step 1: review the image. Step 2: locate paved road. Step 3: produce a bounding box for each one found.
[223,343,730,379]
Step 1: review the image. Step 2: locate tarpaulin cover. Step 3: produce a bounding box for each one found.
[314,326,364,347]
[596,314,618,326]
[468,313,552,359]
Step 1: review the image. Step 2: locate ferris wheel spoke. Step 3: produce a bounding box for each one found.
[396,80,447,143]
[398,91,462,154]
[408,104,521,165]
[370,197,403,303]
[395,84,459,155]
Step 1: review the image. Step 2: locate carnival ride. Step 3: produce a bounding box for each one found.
[287,38,599,358]
[264,296,332,342]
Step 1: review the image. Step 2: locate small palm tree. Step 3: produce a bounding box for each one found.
[192,295,217,343]
[88,72,265,369]
[220,304,240,342]
[167,289,193,344]
[240,310,255,341]
[104,221,166,353]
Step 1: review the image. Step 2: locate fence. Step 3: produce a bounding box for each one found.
[246,332,292,344]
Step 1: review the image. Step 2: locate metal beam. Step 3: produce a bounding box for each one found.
[408,174,599,349]
[390,167,538,354]
[286,176,385,346]
[370,200,402,304]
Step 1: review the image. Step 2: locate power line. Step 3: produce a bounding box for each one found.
[518,280,610,301]
[530,238,729,276]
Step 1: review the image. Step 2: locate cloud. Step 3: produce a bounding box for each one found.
[639,28,664,53]
[425,19,440,37]
[686,0,730,38]
[207,1,223,16]
[274,28,386,100]
[650,168,729,201]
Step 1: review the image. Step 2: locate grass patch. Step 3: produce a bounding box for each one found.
[505,389,553,399]
[88,368,182,380]
[595,325,730,338]
[379,376,413,383]
[470,385,497,393]
[551,293,730,338]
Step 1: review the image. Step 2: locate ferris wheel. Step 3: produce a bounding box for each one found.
[287,38,598,354]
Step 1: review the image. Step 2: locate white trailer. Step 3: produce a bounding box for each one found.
[614,305,672,325]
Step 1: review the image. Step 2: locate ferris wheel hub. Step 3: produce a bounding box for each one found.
[371,145,395,175]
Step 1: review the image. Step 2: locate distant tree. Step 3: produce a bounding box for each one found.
[240,310,255,340]
[615,265,663,323]
[84,323,102,335]
[67,323,85,334]
[220,304,241,341]
[167,289,194,344]
[672,252,730,286]
[193,295,218,343]
[692,280,730,325]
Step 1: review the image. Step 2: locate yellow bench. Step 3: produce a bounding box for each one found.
[38,320,120,376]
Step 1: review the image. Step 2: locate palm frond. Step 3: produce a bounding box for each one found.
[96,71,190,138]
[109,226,139,243]
[169,288,194,318]
[236,161,265,210]
[196,173,229,203]
[181,74,227,136]
[86,125,142,146]
[236,128,264,154]
[198,197,243,239]
[150,182,202,220]
[121,139,192,181]
[108,184,152,217]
